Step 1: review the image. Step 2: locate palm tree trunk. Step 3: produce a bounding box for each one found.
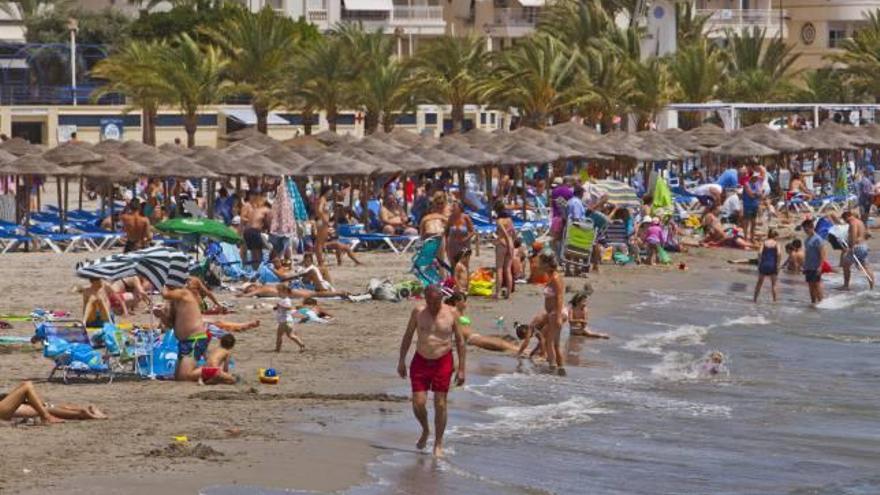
[142,107,158,145]
[254,103,269,134]
[327,107,338,133]
[303,107,315,135]
[184,113,198,148]
[382,114,395,133]
[364,110,380,135]
[451,104,464,134]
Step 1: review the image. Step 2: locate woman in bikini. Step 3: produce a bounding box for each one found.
[314,186,333,266]
[540,250,567,375]
[494,201,516,299]
[445,201,474,265]
[1,381,108,425]
[420,192,449,267]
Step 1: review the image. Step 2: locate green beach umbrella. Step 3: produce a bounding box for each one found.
[155,218,241,244]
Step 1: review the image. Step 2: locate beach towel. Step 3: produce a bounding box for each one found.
[652,177,674,216]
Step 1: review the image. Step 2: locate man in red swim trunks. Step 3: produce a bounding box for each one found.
[397,284,466,457]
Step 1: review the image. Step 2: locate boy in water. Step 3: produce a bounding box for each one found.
[196,334,237,385]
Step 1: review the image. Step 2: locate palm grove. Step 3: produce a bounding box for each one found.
[5,0,880,145]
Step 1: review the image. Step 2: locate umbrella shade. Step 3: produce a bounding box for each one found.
[221,142,263,160]
[239,153,289,176]
[0,137,44,156]
[156,156,221,178]
[235,135,279,151]
[314,130,356,146]
[158,142,197,156]
[92,139,124,154]
[260,145,311,175]
[552,135,611,160]
[0,149,18,164]
[499,141,559,165]
[42,142,104,165]
[187,147,239,175]
[710,135,779,157]
[80,153,148,180]
[686,123,728,147]
[358,135,406,154]
[120,140,157,156]
[591,179,640,208]
[410,146,473,169]
[219,128,278,148]
[0,155,82,176]
[337,146,404,175]
[301,153,376,176]
[76,246,192,289]
[747,131,808,153]
[434,140,500,165]
[544,122,601,139]
[155,217,241,244]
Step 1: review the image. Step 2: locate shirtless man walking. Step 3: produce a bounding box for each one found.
[161,283,209,381]
[397,284,466,457]
[241,191,271,270]
[841,211,875,290]
[120,199,151,253]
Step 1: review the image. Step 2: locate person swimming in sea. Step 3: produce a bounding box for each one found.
[698,351,727,376]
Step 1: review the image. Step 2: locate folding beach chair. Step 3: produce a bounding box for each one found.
[33,320,117,384]
[206,241,255,281]
[561,219,596,273]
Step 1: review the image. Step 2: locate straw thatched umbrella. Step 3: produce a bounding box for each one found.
[544,122,601,140]
[156,155,221,178]
[337,146,404,175]
[92,139,124,154]
[434,140,499,166]
[241,153,290,177]
[42,142,104,166]
[313,130,356,146]
[234,135,279,152]
[357,135,406,154]
[686,123,728,148]
[382,128,437,148]
[409,146,473,170]
[221,142,264,160]
[120,140,157,156]
[552,135,611,160]
[301,153,376,177]
[261,145,311,176]
[0,155,82,234]
[187,147,240,175]
[710,135,779,157]
[0,137,44,156]
[158,142,197,156]
[600,131,653,161]
[0,149,17,164]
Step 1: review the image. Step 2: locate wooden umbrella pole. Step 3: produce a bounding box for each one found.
[56,176,64,233]
[520,163,527,221]
[78,176,83,210]
[63,177,69,233]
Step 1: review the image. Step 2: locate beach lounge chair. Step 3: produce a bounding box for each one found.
[28,224,94,253]
[561,219,596,273]
[206,241,255,281]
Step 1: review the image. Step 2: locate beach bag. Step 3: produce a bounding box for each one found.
[368,278,400,302]
[70,343,105,370]
[44,336,70,358]
[468,279,494,297]
[613,252,632,265]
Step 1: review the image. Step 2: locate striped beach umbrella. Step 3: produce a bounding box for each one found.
[591,179,640,208]
[75,246,191,289]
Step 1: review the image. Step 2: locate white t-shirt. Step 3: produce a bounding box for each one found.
[720,194,742,218]
[692,183,722,197]
[275,298,294,325]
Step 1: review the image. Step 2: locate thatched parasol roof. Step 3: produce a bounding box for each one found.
[409,146,473,170]
[240,153,290,176]
[119,140,157,156]
[686,123,728,147]
[219,128,278,147]
[221,142,263,160]
[0,137,44,156]
[158,142,197,156]
[301,153,376,177]
[260,145,311,175]
[498,141,559,165]
[313,130,356,146]
[710,135,779,157]
[0,149,18,164]
[337,146,404,175]
[0,154,82,176]
[156,156,220,178]
[42,142,104,165]
[434,140,499,166]
[92,139,124,154]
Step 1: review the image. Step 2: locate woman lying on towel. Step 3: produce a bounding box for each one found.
[237,282,349,299]
[700,205,755,250]
[1,381,108,425]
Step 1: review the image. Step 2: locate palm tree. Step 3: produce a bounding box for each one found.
[203,7,319,134]
[792,68,864,103]
[0,0,69,20]
[720,27,800,102]
[482,34,588,129]
[669,38,723,128]
[538,0,618,49]
[290,35,354,133]
[828,9,880,100]
[675,2,711,46]
[358,60,418,134]
[628,57,673,129]
[574,46,634,129]
[410,35,489,133]
[154,33,230,147]
[90,40,169,145]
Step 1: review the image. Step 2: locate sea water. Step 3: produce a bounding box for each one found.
[207,276,880,495]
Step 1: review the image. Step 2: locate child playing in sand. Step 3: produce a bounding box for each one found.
[515,319,547,360]
[512,239,528,282]
[296,297,333,323]
[783,239,804,274]
[196,334,238,385]
[275,298,306,352]
[568,289,610,338]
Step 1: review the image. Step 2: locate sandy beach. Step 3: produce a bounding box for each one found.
[0,229,873,494]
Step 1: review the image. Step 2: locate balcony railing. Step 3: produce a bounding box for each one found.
[307,9,328,21]
[392,5,443,21]
[697,9,787,35]
[492,7,540,27]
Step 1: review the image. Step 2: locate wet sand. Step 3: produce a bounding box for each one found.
[0,228,865,493]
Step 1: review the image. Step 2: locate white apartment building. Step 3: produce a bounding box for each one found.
[445,0,545,50]
[244,0,446,56]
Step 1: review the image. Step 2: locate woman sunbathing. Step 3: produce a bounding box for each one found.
[238,282,349,299]
[1,381,108,425]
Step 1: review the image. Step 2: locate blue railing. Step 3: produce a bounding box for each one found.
[0,84,126,106]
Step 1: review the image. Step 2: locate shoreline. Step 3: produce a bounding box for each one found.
[2,231,876,493]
